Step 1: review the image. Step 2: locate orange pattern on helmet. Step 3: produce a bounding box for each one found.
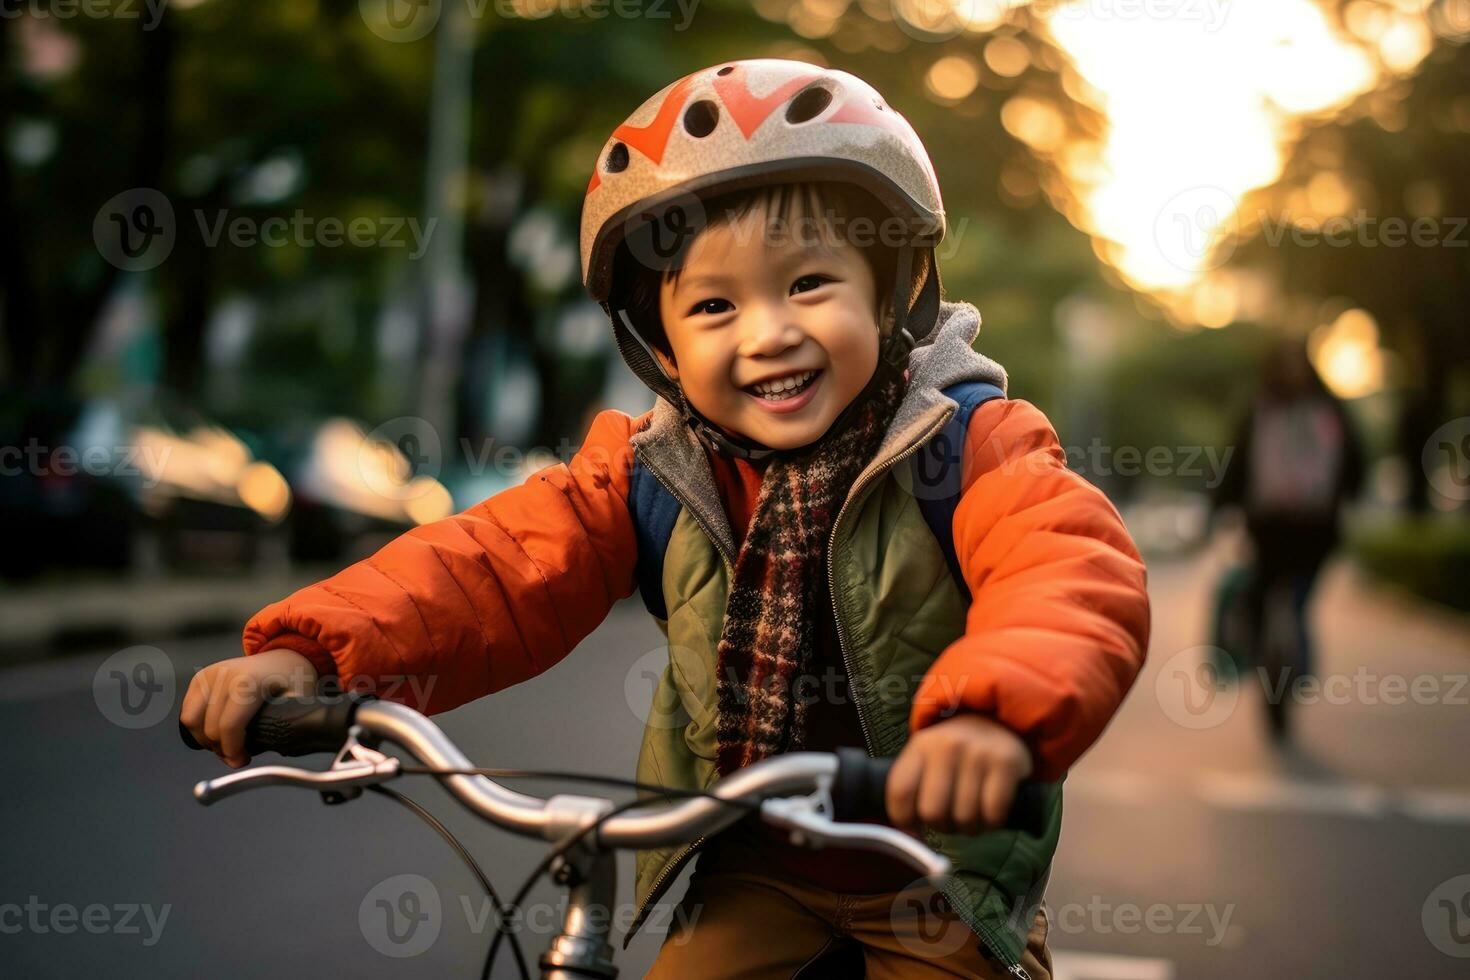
[588,64,912,182]
[580,59,946,303]
[610,73,696,168]
[712,68,823,139]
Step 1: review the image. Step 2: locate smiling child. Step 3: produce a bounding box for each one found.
[183,59,1150,979]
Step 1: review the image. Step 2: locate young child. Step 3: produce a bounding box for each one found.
[182,59,1150,978]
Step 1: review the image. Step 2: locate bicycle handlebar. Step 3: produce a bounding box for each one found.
[178,696,365,757]
[181,696,1059,980]
[832,746,1050,838]
[181,696,1051,852]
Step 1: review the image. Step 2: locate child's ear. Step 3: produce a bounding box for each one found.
[654,346,679,380]
[878,297,897,338]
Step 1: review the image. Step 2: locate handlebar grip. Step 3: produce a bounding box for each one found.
[178,694,372,758]
[832,746,1052,837]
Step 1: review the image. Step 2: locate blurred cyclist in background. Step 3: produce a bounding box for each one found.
[1212,338,1366,731]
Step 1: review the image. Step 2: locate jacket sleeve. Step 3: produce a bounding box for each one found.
[241,408,651,715]
[908,398,1151,781]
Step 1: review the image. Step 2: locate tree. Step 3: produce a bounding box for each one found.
[1231,19,1470,511]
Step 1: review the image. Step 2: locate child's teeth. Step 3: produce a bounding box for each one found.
[753,370,814,398]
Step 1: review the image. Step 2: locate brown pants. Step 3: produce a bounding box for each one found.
[646,844,1052,979]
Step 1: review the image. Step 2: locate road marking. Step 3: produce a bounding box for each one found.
[1193,771,1391,818]
[1065,770,1168,805]
[1067,770,1470,825]
[1052,951,1175,980]
[1398,789,1470,824]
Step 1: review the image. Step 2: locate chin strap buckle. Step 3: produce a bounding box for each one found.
[686,413,779,462]
[883,327,916,372]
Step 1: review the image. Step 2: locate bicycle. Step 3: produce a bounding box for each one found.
[179,694,1048,979]
[1213,562,1309,741]
[1257,575,1310,741]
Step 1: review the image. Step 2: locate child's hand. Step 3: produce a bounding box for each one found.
[885,714,1034,838]
[180,649,319,769]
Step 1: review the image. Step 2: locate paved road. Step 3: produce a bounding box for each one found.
[1,549,1467,978]
[1045,547,1470,979]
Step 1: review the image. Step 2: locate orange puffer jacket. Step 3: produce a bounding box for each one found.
[243,398,1150,781]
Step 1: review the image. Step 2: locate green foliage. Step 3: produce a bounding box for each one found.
[1350,517,1470,613]
[0,2,1148,445]
[1100,319,1274,491]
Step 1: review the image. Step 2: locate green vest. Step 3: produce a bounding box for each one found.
[621,408,1063,972]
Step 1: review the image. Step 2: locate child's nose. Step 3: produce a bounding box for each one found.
[737,309,803,359]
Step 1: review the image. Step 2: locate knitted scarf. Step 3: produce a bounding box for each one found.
[714,365,909,777]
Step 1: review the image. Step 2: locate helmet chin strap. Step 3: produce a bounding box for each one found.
[682,243,921,462]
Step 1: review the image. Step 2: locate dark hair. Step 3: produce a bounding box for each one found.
[608,181,931,361]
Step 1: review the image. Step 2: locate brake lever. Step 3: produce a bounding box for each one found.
[192,725,400,807]
[758,773,952,882]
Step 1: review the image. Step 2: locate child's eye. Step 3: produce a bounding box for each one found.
[688,298,732,317]
[791,274,832,295]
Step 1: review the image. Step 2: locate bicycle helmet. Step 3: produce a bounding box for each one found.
[580,58,947,460]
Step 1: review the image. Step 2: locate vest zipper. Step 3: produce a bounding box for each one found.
[825,406,1032,978]
[624,836,704,947]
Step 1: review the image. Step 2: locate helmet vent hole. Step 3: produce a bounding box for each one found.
[786,86,833,124]
[683,100,719,138]
[717,65,735,76]
[605,142,629,173]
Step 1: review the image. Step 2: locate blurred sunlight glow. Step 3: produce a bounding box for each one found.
[302,420,454,526]
[875,0,1444,336]
[1043,0,1398,293]
[1310,307,1388,398]
[132,425,292,522]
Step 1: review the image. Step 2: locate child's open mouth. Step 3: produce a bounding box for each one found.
[742,369,823,415]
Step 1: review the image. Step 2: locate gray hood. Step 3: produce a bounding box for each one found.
[628,299,1007,561]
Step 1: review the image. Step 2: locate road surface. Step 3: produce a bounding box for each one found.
[1,549,1467,977]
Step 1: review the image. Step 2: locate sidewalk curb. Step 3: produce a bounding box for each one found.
[0,570,327,665]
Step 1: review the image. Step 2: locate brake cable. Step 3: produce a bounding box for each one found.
[367,784,532,980]
[368,765,761,980]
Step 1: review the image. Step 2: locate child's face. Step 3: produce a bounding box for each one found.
[654,204,888,452]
